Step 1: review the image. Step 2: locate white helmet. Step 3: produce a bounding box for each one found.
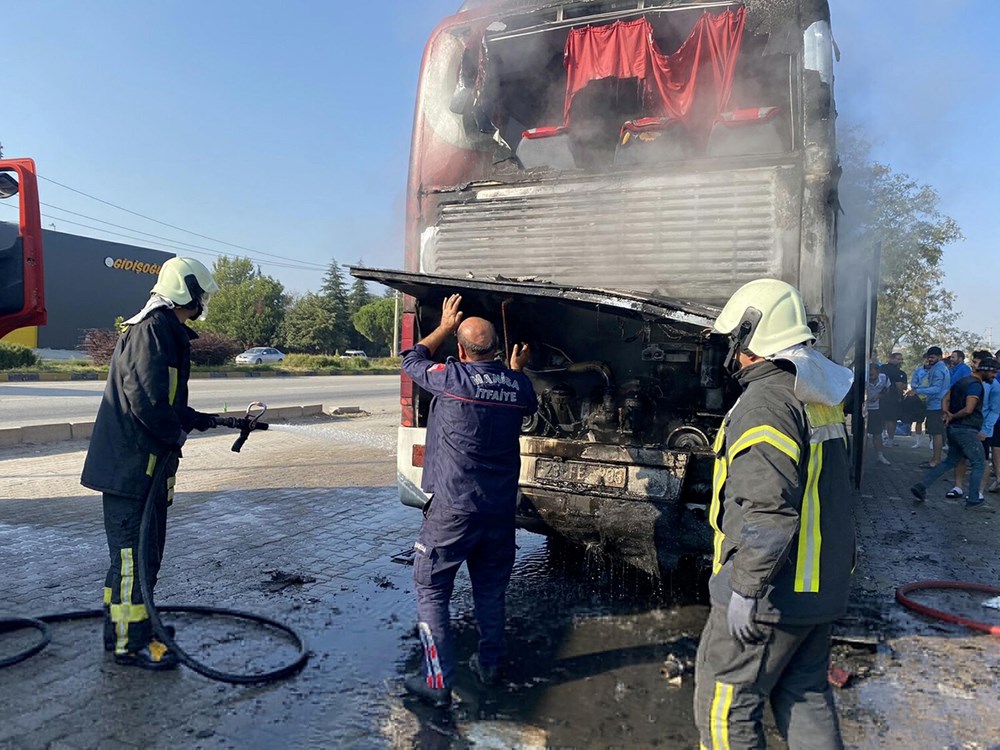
[151,257,219,308]
[714,279,814,359]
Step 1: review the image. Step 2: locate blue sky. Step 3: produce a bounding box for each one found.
[2,1,997,342]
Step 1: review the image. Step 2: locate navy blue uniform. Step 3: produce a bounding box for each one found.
[402,344,537,689]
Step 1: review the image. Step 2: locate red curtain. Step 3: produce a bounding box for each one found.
[563,8,746,127]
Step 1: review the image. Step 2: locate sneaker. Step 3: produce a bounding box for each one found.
[113,640,180,671]
[910,483,927,502]
[965,496,991,511]
[918,461,937,469]
[885,440,897,448]
[989,480,999,494]
[404,675,452,708]
[945,487,965,499]
[469,653,501,687]
[877,454,891,466]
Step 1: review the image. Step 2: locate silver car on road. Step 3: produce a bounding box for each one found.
[235,347,285,365]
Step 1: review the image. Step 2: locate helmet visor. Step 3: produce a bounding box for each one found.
[194,292,211,320]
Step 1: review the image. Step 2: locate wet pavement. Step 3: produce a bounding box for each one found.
[1,413,998,749]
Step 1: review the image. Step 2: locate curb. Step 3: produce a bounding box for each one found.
[0,404,335,449]
[0,372,104,382]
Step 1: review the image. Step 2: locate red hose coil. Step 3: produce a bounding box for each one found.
[895,580,1000,636]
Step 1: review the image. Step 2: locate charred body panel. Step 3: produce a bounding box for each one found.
[420,162,807,313]
[387,0,844,574]
[407,0,838,349]
[353,268,725,574]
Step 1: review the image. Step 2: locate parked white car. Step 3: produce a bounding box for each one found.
[235,347,285,365]
[341,350,368,359]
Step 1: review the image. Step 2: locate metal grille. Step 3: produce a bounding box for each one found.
[426,166,798,306]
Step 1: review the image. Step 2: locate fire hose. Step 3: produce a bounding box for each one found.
[0,403,311,683]
[895,580,1000,637]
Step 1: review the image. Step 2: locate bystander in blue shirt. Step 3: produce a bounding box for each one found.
[915,359,951,410]
[950,361,972,386]
[981,378,1000,438]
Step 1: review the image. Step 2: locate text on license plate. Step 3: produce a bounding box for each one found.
[533,459,627,489]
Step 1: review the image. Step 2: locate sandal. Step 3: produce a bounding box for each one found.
[945,488,964,499]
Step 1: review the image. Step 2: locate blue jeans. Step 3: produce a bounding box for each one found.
[920,426,985,498]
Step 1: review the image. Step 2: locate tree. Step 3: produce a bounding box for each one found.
[282,293,338,354]
[838,129,967,365]
[203,255,287,349]
[353,298,398,356]
[320,259,352,353]
[211,256,258,287]
[347,264,375,349]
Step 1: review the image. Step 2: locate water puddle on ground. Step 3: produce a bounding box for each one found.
[380,535,718,749]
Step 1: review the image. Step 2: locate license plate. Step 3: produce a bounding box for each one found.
[533,459,627,489]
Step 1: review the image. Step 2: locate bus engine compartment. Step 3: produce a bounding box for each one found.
[352,268,737,575]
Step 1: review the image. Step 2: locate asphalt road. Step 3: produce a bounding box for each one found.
[0,374,400,428]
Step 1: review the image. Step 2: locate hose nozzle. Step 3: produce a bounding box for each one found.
[213,402,268,452]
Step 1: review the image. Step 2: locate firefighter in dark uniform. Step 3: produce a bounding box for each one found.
[694,279,855,750]
[81,257,219,670]
[401,294,537,707]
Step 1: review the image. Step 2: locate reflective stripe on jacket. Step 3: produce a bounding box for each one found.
[707,360,856,625]
[81,307,198,500]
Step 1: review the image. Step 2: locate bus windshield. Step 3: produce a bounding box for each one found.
[406,1,837,332]
[429,1,799,185]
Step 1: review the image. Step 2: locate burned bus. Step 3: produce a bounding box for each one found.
[354,0,863,575]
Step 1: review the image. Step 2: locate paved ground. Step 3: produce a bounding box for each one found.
[1,414,998,749]
[837,438,1000,750]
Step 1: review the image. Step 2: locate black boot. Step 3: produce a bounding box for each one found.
[113,639,180,671]
[469,653,501,687]
[404,675,452,708]
[105,624,175,652]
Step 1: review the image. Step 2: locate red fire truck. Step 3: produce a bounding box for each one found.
[0,159,46,339]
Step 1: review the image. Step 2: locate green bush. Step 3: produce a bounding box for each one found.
[282,353,344,369]
[279,353,401,370]
[0,342,39,370]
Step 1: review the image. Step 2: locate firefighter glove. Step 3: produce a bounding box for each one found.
[193,412,219,432]
[727,591,764,645]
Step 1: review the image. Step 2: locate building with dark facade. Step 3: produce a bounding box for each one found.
[0,222,174,351]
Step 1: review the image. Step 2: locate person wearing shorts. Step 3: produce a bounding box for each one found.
[879,353,907,446]
[866,363,891,465]
[908,347,951,468]
[925,409,945,438]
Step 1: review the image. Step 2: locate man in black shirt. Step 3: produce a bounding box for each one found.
[879,352,907,446]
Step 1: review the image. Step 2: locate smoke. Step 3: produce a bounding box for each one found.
[832,2,998,344]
